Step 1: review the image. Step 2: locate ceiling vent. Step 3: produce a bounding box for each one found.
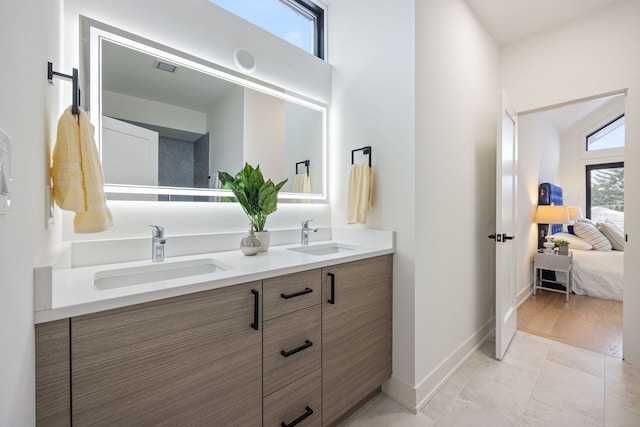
[154,61,178,73]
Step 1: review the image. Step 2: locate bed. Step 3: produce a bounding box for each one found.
[537,183,624,301]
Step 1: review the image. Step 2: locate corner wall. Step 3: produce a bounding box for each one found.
[327,0,417,401]
[0,0,62,423]
[413,0,499,408]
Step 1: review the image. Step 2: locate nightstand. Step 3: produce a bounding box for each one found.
[533,252,573,302]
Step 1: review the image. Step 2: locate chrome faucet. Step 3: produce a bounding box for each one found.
[150,225,167,262]
[301,220,318,245]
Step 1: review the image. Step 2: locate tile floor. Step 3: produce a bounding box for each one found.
[338,331,640,426]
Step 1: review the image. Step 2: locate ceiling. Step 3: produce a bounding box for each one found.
[465,0,624,45]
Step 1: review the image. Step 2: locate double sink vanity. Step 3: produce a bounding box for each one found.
[35,229,394,426]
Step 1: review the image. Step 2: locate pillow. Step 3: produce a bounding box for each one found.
[577,217,598,226]
[598,222,625,251]
[573,221,612,251]
[552,232,592,251]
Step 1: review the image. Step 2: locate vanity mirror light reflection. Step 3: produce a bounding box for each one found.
[82,18,326,202]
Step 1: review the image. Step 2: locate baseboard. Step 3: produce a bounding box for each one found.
[382,317,495,414]
[381,376,419,413]
[517,282,532,307]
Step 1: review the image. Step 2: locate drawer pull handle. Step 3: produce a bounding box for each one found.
[251,289,259,331]
[280,340,313,358]
[327,272,335,304]
[281,406,313,427]
[281,287,313,299]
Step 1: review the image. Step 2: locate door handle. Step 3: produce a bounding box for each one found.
[488,234,514,242]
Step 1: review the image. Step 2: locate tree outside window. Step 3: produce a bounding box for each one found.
[587,162,624,227]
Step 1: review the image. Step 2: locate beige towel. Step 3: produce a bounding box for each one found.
[292,173,312,193]
[51,106,113,233]
[346,164,373,224]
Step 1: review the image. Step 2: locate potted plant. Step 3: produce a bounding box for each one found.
[219,163,287,252]
[554,239,570,255]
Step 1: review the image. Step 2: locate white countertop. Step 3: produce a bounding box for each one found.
[34,229,394,324]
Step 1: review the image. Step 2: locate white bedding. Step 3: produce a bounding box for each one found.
[556,250,624,301]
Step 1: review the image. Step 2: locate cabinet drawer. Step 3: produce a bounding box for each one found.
[264,304,321,396]
[264,369,321,427]
[264,269,321,320]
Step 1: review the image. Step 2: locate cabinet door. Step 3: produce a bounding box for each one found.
[321,255,392,426]
[71,281,262,426]
[36,319,70,426]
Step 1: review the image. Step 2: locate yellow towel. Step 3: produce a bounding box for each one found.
[292,173,312,193]
[346,163,373,224]
[51,106,113,233]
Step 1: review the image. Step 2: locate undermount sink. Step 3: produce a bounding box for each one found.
[287,242,357,256]
[94,258,227,290]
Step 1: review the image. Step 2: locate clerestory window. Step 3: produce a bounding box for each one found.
[586,114,625,151]
[209,0,325,59]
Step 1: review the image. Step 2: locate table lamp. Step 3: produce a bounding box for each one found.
[567,206,583,223]
[535,205,570,254]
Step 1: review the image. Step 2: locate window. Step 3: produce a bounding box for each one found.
[209,0,325,59]
[586,114,625,151]
[586,162,624,227]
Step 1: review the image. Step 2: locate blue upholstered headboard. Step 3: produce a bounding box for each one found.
[538,183,564,249]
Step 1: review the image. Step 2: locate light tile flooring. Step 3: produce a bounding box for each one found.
[338,331,640,426]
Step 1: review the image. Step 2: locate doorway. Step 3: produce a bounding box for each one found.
[514,93,625,358]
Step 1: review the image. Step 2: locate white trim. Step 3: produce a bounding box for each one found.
[518,283,532,307]
[382,318,495,414]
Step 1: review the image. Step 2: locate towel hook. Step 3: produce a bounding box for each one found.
[351,146,372,167]
[48,62,80,116]
[296,160,310,176]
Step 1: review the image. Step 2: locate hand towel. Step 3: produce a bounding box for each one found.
[292,173,312,193]
[51,106,113,233]
[346,163,373,224]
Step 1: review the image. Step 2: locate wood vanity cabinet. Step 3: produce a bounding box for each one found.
[35,319,71,426]
[36,255,393,427]
[71,281,263,426]
[321,255,393,426]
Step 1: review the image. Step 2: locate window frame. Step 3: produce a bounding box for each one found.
[585,161,624,219]
[585,113,625,152]
[281,0,325,59]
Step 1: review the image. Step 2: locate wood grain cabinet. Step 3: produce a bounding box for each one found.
[321,255,393,426]
[36,256,393,427]
[263,270,323,427]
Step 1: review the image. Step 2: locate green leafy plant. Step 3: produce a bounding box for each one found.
[218,163,287,231]
[554,239,570,246]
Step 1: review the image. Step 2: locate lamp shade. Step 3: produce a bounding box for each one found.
[568,206,583,221]
[535,205,570,225]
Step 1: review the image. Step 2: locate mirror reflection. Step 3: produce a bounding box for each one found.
[85,22,326,201]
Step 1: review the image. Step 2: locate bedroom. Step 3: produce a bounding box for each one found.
[516,93,625,357]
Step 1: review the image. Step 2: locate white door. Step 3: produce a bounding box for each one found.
[495,92,518,360]
[102,116,159,187]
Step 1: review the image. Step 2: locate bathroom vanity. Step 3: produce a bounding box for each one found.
[35,232,393,426]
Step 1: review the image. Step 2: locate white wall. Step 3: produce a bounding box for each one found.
[207,85,244,179]
[327,0,417,403]
[0,0,62,423]
[500,0,640,363]
[102,90,207,134]
[61,0,333,241]
[515,114,561,300]
[413,0,499,408]
[283,103,323,193]
[243,89,286,184]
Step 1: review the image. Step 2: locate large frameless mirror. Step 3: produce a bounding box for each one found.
[81,18,326,202]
